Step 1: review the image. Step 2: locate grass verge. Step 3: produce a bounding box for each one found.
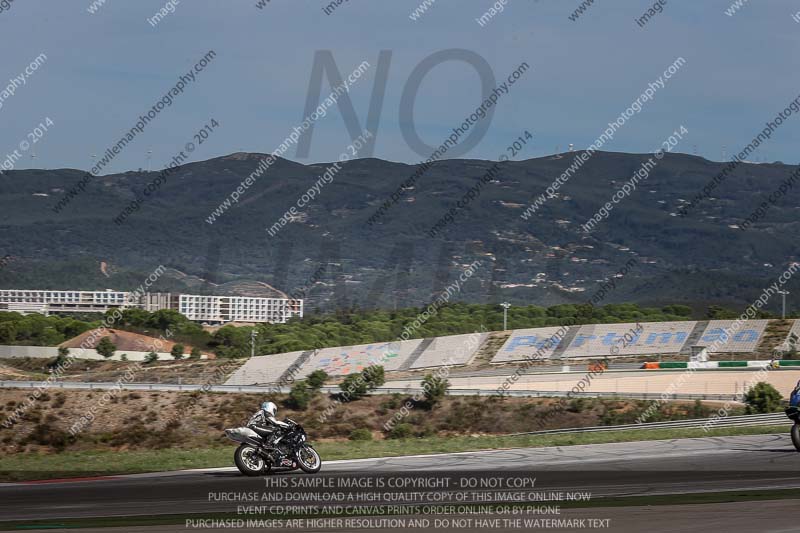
[0,424,792,483]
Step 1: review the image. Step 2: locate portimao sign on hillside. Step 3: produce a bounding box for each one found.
[494,320,772,362]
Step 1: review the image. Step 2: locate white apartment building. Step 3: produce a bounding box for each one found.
[0,289,303,324]
[0,289,138,315]
[178,295,303,324]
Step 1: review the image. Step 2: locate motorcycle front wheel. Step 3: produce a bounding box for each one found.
[234,444,268,476]
[792,423,800,452]
[296,445,322,473]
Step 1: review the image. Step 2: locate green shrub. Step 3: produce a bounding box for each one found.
[285,381,312,410]
[96,337,116,359]
[51,392,67,408]
[744,382,783,414]
[380,394,402,410]
[48,349,69,370]
[306,369,329,390]
[339,374,369,402]
[362,365,385,390]
[171,344,185,360]
[421,373,449,408]
[24,423,72,452]
[691,399,707,418]
[145,352,158,364]
[348,428,373,441]
[387,423,414,439]
[567,398,588,413]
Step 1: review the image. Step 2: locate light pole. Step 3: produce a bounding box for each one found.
[250,329,258,358]
[146,149,153,172]
[500,302,511,331]
[778,290,790,319]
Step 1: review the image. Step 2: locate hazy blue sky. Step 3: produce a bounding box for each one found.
[1,0,799,174]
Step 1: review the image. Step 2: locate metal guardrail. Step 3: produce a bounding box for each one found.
[347,386,740,401]
[0,380,741,401]
[0,380,294,394]
[507,412,791,437]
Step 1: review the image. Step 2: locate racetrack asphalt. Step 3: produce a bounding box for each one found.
[1,433,798,531]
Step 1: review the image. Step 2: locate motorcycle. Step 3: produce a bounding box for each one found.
[224,418,322,476]
[787,406,800,452]
[789,381,800,452]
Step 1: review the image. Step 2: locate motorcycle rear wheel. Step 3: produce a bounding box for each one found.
[234,444,268,476]
[792,423,800,452]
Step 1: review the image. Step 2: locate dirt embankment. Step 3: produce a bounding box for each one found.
[0,388,726,456]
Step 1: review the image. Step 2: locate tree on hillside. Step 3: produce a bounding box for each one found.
[547,304,578,318]
[148,309,187,332]
[421,373,450,408]
[285,381,312,410]
[0,322,17,343]
[145,351,158,364]
[171,344,185,360]
[662,305,692,317]
[210,325,252,358]
[339,374,369,402]
[61,318,93,340]
[362,365,385,391]
[96,337,116,359]
[49,346,70,370]
[306,369,329,390]
[574,303,595,322]
[744,382,783,414]
[706,305,738,320]
[334,366,385,402]
[118,308,151,328]
[190,347,202,359]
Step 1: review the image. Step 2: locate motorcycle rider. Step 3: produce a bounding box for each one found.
[791,380,800,408]
[247,401,290,443]
[247,401,297,468]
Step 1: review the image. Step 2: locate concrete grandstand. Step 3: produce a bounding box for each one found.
[560,321,696,358]
[2,320,790,377]
[491,326,571,363]
[492,321,699,362]
[224,319,800,386]
[224,350,307,386]
[409,332,489,369]
[224,333,489,385]
[294,339,425,377]
[693,320,770,352]
[778,319,800,352]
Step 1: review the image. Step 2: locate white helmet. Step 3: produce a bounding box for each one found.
[261,401,277,417]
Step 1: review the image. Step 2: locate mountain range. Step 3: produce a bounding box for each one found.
[0,150,798,315]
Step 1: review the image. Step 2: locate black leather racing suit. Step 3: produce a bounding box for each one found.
[247,409,290,443]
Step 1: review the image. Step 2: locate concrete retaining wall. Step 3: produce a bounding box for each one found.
[0,345,177,361]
